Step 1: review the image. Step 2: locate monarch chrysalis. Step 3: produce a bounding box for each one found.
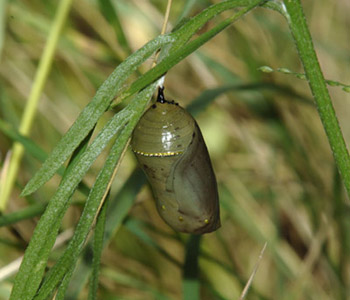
[131,87,220,234]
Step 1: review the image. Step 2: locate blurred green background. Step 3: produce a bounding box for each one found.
[0,0,350,299]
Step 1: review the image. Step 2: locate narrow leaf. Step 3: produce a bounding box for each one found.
[55,265,75,300]
[171,0,267,52]
[103,169,146,245]
[0,203,47,227]
[88,197,108,300]
[121,0,265,100]
[283,0,350,197]
[33,84,156,300]
[0,119,91,196]
[0,119,50,166]
[10,109,130,300]
[186,83,313,116]
[183,235,201,300]
[97,0,132,54]
[22,34,174,196]
[64,169,146,298]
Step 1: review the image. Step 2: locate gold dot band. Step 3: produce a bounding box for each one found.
[133,150,183,157]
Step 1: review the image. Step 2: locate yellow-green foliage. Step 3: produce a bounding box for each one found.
[0,0,349,299]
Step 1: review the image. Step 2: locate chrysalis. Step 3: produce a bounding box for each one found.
[131,87,220,234]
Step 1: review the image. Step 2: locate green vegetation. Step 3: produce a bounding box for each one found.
[0,0,349,299]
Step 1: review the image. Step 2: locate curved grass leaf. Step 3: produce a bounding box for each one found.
[171,0,265,52]
[186,83,313,116]
[0,203,47,227]
[0,119,91,197]
[101,268,170,300]
[54,265,75,300]
[10,108,131,300]
[64,250,92,299]
[124,218,182,268]
[120,0,265,101]
[0,119,50,166]
[88,196,108,300]
[21,34,175,197]
[32,84,156,300]
[97,0,132,54]
[103,169,146,245]
[62,168,146,298]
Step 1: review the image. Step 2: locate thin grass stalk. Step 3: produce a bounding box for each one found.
[283,0,350,198]
[88,197,108,300]
[0,0,73,211]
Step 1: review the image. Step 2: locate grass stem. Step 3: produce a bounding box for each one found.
[0,0,73,211]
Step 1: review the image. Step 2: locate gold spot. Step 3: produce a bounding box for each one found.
[178,216,184,222]
[204,219,209,224]
[161,205,166,210]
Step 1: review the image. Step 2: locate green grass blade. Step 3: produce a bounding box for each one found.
[0,119,91,196]
[0,119,53,168]
[101,268,170,300]
[121,0,264,101]
[9,125,93,300]
[283,0,350,198]
[187,83,313,116]
[97,0,132,54]
[64,254,92,299]
[21,34,175,197]
[103,169,146,245]
[63,169,146,298]
[0,203,47,227]
[55,265,75,300]
[196,51,241,84]
[33,84,156,300]
[183,235,201,300]
[88,197,108,300]
[0,0,7,60]
[10,108,130,300]
[0,0,73,211]
[171,0,264,52]
[125,218,182,268]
